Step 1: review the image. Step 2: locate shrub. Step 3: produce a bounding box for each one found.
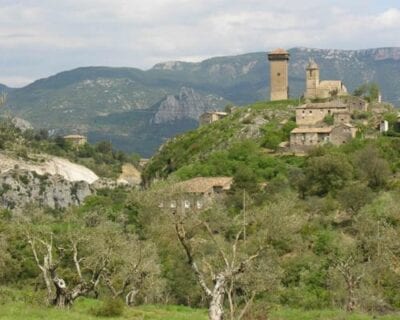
[92,298,125,317]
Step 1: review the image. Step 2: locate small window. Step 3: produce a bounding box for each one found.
[277,72,281,76]
[309,110,312,114]
[184,200,190,209]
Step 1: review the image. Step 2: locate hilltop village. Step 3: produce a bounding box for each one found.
[266,48,392,153]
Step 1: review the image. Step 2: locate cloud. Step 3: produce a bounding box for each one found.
[0,0,399,86]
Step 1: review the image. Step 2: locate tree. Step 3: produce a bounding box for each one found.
[303,153,353,196]
[0,233,11,280]
[335,255,364,312]
[173,208,263,320]
[25,224,107,308]
[21,211,162,309]
[153,187,291,320]
[354,145,390,189]
[353,83,380,102]
[102,233,164,306]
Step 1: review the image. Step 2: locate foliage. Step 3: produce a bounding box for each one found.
[91,298,124,317]
[353,83,380,102]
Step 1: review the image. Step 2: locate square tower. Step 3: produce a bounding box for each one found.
[268,48,290,101]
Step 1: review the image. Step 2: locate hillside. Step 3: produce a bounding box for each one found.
[3,47,400,156]
[2,99,400,318]
[143,97,398,184]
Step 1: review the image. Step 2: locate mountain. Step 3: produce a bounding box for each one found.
[0,83,13,91]
[3,47,400,156]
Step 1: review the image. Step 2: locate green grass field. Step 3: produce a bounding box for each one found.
[0,299,399,320]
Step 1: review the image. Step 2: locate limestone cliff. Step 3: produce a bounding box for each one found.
[152,87,227,124]
[0,152,99,210]
[0,170,93,211]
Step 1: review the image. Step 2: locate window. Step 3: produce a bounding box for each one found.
[196,200,203,209]
[277,72,281,76]
[170,200,177,208]
[309,110,312,114]
[184,200,191,209]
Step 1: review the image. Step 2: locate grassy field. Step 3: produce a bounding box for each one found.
[0,299,399,320]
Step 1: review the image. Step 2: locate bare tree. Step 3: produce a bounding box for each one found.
[0,233,11,280]
[173,206,265,320]
[336,255,364,312]
[26,228,107,308]
[101,233,164,306]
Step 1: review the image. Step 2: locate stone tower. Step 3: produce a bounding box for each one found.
[268,48,290,101]
[305,60,320,99]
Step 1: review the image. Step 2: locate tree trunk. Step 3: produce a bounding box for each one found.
[346,282,356,312]
[208,274,226,320]
[53,277,72,308]
[125,289,139,306]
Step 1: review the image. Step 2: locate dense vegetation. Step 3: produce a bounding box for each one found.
[2,98,400,319]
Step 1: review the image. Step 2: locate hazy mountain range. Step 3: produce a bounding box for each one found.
[2,47,400,156]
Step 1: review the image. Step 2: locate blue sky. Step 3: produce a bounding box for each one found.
[0,0,399,87]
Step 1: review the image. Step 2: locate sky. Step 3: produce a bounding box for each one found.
[0,0,400,87]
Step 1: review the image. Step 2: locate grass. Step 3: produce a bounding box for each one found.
[0,300,207,320]
[0,300,399,320]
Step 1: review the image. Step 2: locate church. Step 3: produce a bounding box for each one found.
[304,59,348,99]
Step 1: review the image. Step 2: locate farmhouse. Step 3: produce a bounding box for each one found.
[63,134,87,147]
[161,177,233,210]
[199,111,228,126]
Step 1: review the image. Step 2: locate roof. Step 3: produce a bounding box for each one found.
[319,80,344,89]
[201,111,228,116]
[296,102,347,110]
[270,48,289,54]
[63,135,86,139]
[292,123,355,134]
[306,59,319,70]
[175,177,233,194]
[291,127,333,134]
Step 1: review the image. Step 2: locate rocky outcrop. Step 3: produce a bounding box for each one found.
[152,87,226,124]
[0,152,100,211]
[0,153,99,184]
[0,170,93,210]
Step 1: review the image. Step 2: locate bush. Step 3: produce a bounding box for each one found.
[92,298,125,317]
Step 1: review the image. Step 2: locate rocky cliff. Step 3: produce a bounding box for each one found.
[152,87,227,124]
[0,152,99,210]
[0,170,93,211]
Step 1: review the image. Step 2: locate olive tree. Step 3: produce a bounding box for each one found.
[163,193,295,320]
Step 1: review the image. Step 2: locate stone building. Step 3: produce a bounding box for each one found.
[199,111,228,126]
[268,48,290,101]
[290,123,356,152]
[290,99,359,152]
[304,60,348,99]
[161,177,233,210]
[295,101,349,127]
[63,134,87,147]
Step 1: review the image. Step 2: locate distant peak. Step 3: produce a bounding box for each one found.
[152,61,187,71]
